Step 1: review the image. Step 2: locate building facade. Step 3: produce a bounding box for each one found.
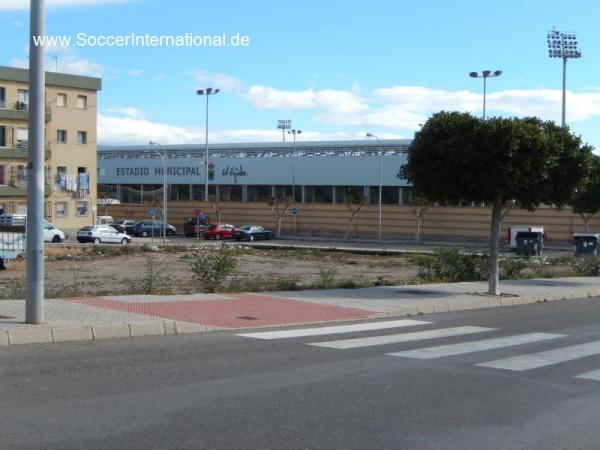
[0,66,101,231]
[98,140,412,205]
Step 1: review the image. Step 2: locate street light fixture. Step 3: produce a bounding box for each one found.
[277,119,291,143]
[149,141,167,244]
[366,132,383,241]
[196,88,220,201]
[468,70,502,120]
[547,28,581,127]
[287,129,301,200]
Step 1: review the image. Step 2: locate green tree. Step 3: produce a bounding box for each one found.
[572,154,600,232]
[403,112,589,295]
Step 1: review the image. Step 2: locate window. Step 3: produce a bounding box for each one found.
[0,87,5,108]
[17,89,29,105]
[56,93,67,107]
[76,95,87,109]
[0,165,5,185]
[77,131,87,144]
[76,201,89,217]
[55,201,68,218]
[0,126,5,146]
[17,128,28,147]
[57,129,67,143]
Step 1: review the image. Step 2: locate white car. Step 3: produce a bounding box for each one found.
[43,220,65,243]
[76,225,132,245]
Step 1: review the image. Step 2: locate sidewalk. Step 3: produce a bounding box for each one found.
[1,277,600,346]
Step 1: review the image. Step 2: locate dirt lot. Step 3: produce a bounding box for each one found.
[0,244,418,298]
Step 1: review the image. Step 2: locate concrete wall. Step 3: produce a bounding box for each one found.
[105,202,589,243]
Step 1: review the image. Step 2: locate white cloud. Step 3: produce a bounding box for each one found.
[153,73,165,81]
[127,69,143,77]
[104,107,145,120]
[189,71,244,92]
[0,0,134,10]
[11,45,103,76]
[12,20,24,28]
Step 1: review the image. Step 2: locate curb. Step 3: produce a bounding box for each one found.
[1,289,599,346]
[0,320,221,347]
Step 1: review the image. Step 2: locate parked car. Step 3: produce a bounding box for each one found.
[112,219,136,235]
[234,225,273,242]
[203,224,236,240]
[183,217,209,237]
[96,215,114,226]
[43,220,66,243]
[76,225,132,244]
[133,220,176,237]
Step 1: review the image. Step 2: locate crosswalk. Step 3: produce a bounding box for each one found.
[237,319,600,382]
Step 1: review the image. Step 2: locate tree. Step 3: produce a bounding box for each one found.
[343,194,364,241]
[403,112,589,295]
[267,195,292,238]
[97,185,118,216]
[208,194,223,223]
[407,195,430,243]
[572,154,600,232]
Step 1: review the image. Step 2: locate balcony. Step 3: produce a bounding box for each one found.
[0,185,52,197]
[0,101,52,122]
[0,139,52,160]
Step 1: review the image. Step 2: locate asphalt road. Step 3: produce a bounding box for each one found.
[3,299,600,449]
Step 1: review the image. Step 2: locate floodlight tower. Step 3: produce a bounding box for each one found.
[468,70,502,120]
[196,87,220,201]
[547,28,581,127]
[277,119,291,142]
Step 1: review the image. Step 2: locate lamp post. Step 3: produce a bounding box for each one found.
[196,88,220,201]
[547,28,581,127]
[149,141,167,244]
[468,70,502,120]
[277,119,291,143]
[366,133,383,241]
[287,129,301,201]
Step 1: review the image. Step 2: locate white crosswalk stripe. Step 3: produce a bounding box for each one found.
[387,333,566,360]
[308,326,495,349]
[574,368,600,381]
[477,340,600,371]
[236,319,431,340]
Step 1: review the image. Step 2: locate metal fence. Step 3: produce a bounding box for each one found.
[0,216,27,261]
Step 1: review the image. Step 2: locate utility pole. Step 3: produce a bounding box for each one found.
[26,0,45,324]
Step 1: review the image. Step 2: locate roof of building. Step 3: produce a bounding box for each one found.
[0,66,102,91]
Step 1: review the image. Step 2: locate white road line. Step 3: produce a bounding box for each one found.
[478,340,600,371]
[236,319,432,340]
[388,333,565,360]
[575,368,600,381]
[308,326,495,349]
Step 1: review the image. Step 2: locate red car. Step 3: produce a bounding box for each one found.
[203,224,236,240]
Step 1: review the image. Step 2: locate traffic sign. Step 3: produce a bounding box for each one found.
[148,207,157,217]
[291,207,298,215]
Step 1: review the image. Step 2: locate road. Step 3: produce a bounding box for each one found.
[3,299,600,449]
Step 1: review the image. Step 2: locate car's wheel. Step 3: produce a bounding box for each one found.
[52,235,61,243]
[142,231,148,237]
[93,238,100,245]
[249,235,255,242]
[121,238,129,245]
[236,237,241,241]
[216,234,221,240]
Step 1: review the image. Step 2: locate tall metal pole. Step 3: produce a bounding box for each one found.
[292,132,296,200]
[205,92,209,201]
[562,57,567,127]
[26,0,45,324]
[482,75,487,120]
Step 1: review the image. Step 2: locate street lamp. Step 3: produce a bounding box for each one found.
[287,129,301,200]
[547,28,581,127]
[277,119,291,143]
[196,88,220,201]
[366,132,383,241]
[149,141,167,244]
[469,70,502,120]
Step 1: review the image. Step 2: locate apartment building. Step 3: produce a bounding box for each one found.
[0,66,101,232]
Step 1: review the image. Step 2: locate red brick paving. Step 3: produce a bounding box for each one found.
[67,293,375,328]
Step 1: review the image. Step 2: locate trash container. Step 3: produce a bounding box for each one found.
[515,231,544,256]
[573,233,600,257]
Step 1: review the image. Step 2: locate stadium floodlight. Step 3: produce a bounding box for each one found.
[277,119,292,142]
[196,88,220,201]
[468,70,503,120]
[547,27,581,127]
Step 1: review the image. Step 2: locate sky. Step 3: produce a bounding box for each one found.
[2,0,600,149]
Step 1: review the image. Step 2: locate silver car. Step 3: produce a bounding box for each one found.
[76,225,132,245]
